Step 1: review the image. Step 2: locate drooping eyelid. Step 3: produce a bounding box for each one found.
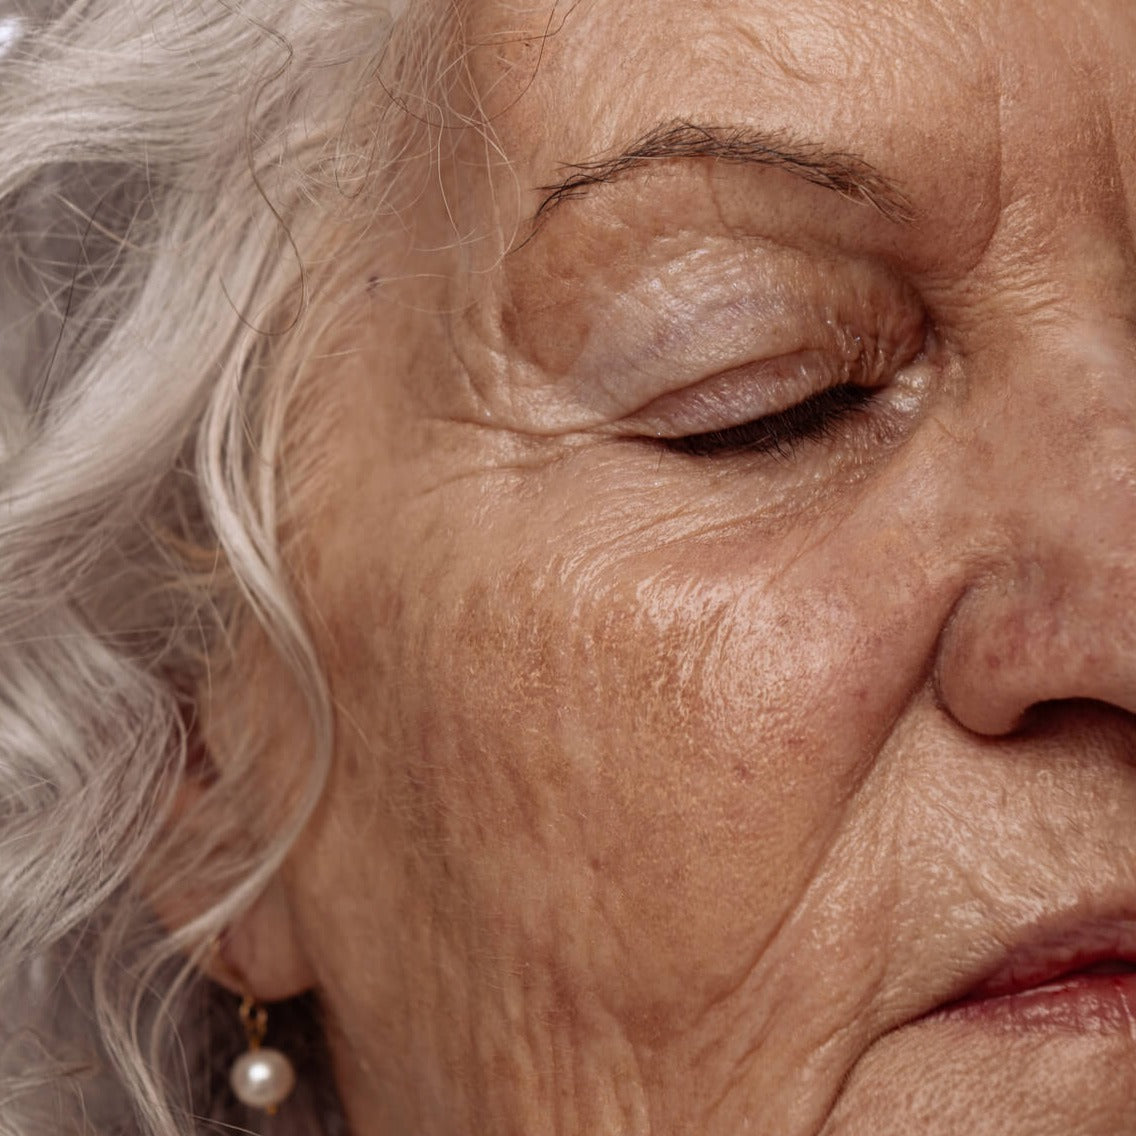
[627,347,875,437]
[571,243,925,417]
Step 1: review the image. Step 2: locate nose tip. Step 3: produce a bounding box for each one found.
[935,565,1136,737]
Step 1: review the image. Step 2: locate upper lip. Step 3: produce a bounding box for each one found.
[935,914,1136,1009]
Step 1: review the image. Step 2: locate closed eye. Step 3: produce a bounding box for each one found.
[660,382,878,458]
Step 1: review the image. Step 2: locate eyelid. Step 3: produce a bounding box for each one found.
[625,340,884,439]
[557,247,924,421]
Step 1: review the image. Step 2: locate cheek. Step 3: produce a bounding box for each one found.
[313,473,937,1038]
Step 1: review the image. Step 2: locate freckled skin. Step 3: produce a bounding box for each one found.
[227,1,1136,1133]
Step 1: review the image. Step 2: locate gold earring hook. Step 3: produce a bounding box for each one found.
[238,995,268,1051]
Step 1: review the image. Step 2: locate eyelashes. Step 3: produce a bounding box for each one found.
[659,382,878,458]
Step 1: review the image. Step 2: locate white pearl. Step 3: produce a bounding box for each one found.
[229,1047,296,1111]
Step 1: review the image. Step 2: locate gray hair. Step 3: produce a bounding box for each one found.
[0,0,435,1130]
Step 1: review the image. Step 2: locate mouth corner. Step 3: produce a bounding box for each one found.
[924,912,1136,1032]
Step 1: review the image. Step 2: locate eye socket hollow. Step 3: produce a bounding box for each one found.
[660,382,877,458]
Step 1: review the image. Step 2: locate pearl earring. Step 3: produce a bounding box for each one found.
[229,995,296,1114]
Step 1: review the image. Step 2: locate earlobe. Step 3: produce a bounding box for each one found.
[170,658,319,1003]
[144,707,317,1005]
[146,772,318,1003]
[205,876,317,1003]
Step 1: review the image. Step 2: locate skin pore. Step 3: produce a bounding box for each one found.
[207,1,1136,1132]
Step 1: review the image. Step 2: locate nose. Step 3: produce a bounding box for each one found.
[933,328,1136,737]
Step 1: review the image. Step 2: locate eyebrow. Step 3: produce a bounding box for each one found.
[533,120,917,226]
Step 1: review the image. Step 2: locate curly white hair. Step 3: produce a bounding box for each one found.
[0,0,427,1130]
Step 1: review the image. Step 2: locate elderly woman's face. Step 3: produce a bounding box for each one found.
[245,0,1136,1131]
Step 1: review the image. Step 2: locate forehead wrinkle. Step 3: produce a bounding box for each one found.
[1101,98,1136,257]
[740,0,989,82]
[490,3,997,228]
[1074,36,1136,255]
[990,10,1134,242]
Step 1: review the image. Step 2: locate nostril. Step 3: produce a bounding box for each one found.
[1014,699,1065,736]
[1013,697,1131,739]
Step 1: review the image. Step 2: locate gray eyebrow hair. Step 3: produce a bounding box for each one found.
[533,119,917,226]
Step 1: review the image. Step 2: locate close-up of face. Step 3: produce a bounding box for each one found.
[211,1,1136,1133]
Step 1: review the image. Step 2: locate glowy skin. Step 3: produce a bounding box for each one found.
[225,1,1136,1132]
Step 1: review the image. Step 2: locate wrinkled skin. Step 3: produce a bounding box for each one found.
[226,1,1136,1132]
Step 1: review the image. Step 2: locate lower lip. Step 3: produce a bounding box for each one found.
[935,970,1136,1033]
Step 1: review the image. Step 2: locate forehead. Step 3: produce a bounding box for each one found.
[461,0,1136,254]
